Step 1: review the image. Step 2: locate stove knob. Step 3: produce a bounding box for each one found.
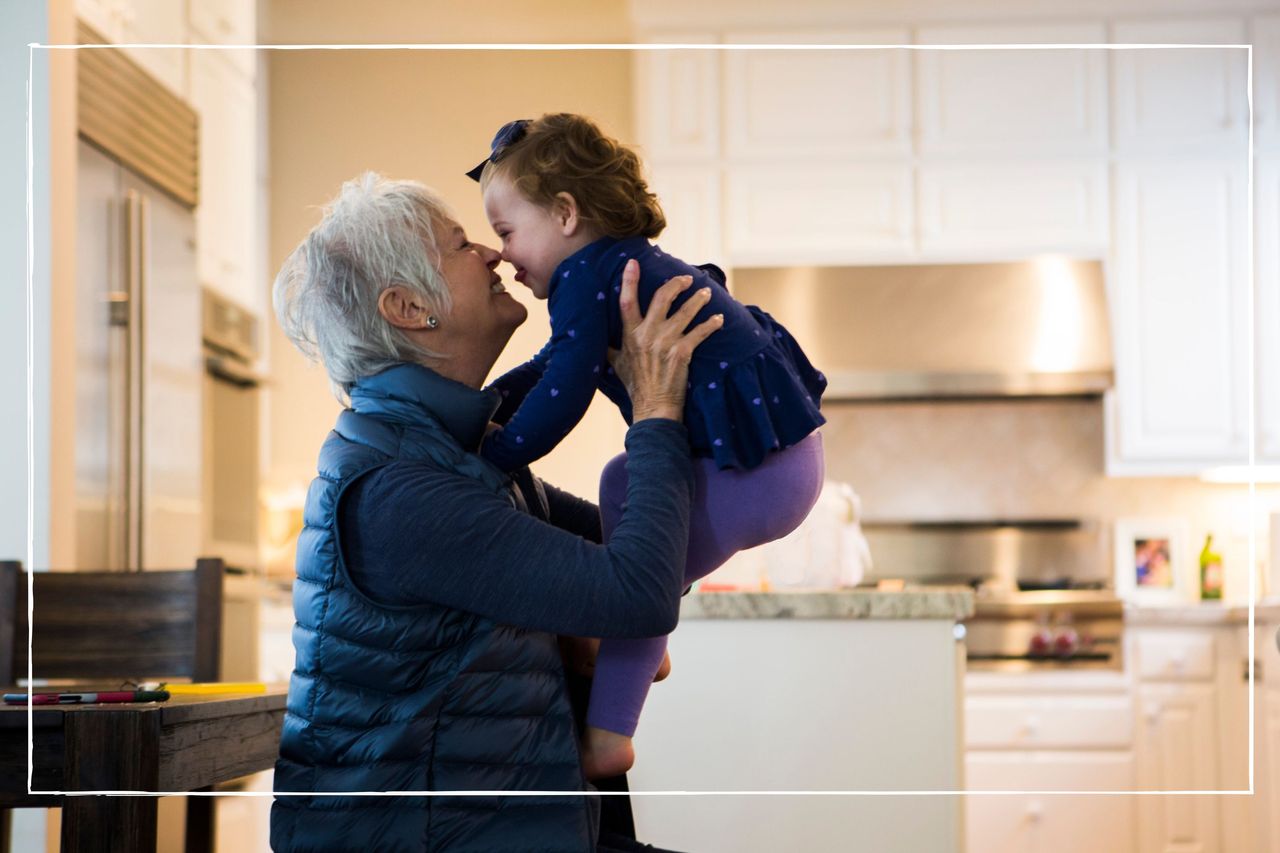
[1054,628,1080,657]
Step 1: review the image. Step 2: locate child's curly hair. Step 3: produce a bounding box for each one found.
[481,113,666,239]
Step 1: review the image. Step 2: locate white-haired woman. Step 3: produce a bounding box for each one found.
[269,173,718,853]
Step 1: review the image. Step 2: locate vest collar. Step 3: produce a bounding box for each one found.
[349,363,501,452]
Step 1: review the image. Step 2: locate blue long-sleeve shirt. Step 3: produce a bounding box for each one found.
[482,236,827,473]
[339,418,694,639]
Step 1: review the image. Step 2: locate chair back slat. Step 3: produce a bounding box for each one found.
[0,560,223,684]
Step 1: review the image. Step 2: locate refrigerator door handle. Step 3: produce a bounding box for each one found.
[125,190,146,572]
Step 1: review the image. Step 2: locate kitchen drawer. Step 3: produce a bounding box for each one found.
[966,695,1132,749]
[1135,632,1216,681]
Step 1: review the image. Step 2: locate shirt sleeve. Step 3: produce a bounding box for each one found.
[339,419,693,638]
[539,479,603,544]
[480,279,610,472]
[486,341,552,426]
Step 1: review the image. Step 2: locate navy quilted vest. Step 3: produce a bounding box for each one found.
[271,364,597,852]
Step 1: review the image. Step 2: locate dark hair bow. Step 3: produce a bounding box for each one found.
[465,119,531,182]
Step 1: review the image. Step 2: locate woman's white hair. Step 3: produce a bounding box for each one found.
[273,172,456,403]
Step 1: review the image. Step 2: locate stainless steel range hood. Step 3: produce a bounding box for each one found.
[732,259,1113,400]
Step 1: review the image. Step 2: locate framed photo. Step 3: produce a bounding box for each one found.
[1113,517,1193,605]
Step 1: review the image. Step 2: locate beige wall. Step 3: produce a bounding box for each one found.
[264,21,639,549]
[262,0,633,44]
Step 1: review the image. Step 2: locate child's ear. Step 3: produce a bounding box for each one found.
[553,192,582,236]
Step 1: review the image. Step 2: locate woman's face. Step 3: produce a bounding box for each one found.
[482,174,574,300]
[435,218,528,354]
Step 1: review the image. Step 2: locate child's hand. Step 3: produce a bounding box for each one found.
[610,259,722,423]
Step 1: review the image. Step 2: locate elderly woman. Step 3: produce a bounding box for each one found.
[269,172,719,853]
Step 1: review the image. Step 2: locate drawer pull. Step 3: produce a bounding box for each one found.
[1026,801,1043,823]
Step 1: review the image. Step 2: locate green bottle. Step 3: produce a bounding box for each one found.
[1199,534,1224,600]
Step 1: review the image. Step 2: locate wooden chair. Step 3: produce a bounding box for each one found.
[0,558,225,853]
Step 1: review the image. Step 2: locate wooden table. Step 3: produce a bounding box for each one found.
[0,686,286,852]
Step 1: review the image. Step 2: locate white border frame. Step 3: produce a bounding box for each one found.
[23,40,1257,804]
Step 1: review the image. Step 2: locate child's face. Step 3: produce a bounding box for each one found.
[483,175,576,301]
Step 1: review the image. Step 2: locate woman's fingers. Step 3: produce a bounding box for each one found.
[644,273,694,330]
[677,312,725,355]
[617,259,643,334]
[666,286,714,334]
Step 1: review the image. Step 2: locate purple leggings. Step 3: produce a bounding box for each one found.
[588,431,825,736]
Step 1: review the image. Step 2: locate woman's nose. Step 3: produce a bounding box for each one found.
[477,243,502,266]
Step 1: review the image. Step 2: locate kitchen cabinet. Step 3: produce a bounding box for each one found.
[634,32,719,162]
[1258,156,1280,464]
[1108,159,1250,472]
[646,164,722,271]
[1258,615,1280,852]
[964,672,1136,853]
[1256,16,1280,151]
[187,0,257,78]
[914,22,1108,157]
[1111,18,1250,157]
[1128,624,1261,853]
[1135,682,1221,852]
[724,163,913,265]
[77,0,188,96]
[189,46,259,313]
[916,161,1107,257]
[630,597,967,853]
[966,752,1136,853]
[723,29,911,160]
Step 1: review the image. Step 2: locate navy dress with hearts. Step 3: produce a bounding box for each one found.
[482,235,826,473]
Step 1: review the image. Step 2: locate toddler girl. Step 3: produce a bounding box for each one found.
[469,114,826,778]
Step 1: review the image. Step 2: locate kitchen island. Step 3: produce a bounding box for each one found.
[629,588,973,853]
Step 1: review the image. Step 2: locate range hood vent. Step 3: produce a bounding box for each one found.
[732,260,1114,400]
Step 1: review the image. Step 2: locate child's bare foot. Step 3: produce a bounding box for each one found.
[582,726,635,780]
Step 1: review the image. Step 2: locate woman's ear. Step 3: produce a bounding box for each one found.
[553,192,582,236]
[378,285,433,331]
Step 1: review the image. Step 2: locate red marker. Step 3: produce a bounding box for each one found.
[3,690,170,705]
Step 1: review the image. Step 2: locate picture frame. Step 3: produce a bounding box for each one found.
[1113,517,1193,605]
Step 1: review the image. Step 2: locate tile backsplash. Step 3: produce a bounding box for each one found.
[816,398,1279,601]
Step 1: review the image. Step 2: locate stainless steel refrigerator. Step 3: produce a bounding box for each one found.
[75,138,203,571]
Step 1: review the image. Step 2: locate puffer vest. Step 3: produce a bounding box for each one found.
[271,364,597,853]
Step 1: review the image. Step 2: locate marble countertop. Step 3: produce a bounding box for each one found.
[680,587,975,621]
[1126,598,1280,626]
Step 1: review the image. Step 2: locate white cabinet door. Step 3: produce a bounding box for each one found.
[117,0,189,97]
[1135,682,1221,853]
[915,23,1108,156]
[966,752,1136,853]
[189,48,258,312]
[1252,15,1280,151]
[1109,160,1250,471]
[646,164,722,270]
[917,161,1107,257]
[724,163,913,264]
[1258,156,1280,463]
[723,29,911,159]
[76,0,123,42]
[634,33,719,161]
[188,0,256,78]
[1112,19,1249,156]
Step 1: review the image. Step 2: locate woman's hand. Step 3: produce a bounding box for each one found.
[609,259,723,423]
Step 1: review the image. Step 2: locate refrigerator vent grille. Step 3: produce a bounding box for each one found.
[76,20,199,209]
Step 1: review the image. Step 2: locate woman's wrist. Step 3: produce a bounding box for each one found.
[631,403,683,423]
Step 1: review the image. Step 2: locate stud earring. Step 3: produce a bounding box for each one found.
[426,315,439,329]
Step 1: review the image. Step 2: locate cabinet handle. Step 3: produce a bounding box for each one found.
[1020,715,1040,738]
[1145,705,1162,723]
[1026,801,1043,823]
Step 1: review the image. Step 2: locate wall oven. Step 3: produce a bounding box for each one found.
[202,288,263,572]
